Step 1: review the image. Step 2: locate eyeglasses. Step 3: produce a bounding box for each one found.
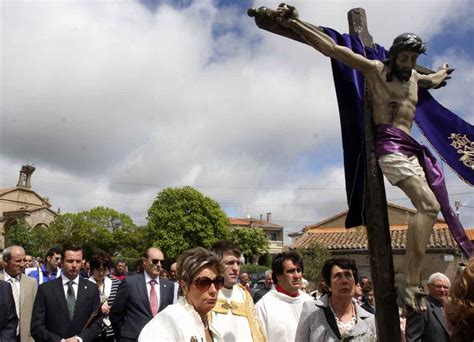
[194,276,225,291]
[150,259,163,265]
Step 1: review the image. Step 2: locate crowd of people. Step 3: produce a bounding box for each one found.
[0,243,472,342]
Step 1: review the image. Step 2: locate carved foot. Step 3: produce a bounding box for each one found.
[394,274,427,312]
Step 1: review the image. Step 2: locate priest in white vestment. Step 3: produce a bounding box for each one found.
[255,251,313,342]
[209,241,266,341]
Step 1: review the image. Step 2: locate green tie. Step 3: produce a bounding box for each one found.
[66,281,76,319]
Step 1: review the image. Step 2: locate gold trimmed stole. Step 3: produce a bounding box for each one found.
[209,284,266,341]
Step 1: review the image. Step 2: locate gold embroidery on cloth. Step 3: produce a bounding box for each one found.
[212,298,247,316]
[209,284,266,341]
[449,133,474,169]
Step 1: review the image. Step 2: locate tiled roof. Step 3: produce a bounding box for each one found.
[292,226,459,251]
[228,218,249,225]
[302,203,447,232]
[228,217,283,229]
[466,229,474,241]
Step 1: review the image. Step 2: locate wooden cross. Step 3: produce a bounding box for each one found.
[249,7,406,341]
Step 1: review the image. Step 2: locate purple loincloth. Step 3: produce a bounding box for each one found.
[375,124,472,257]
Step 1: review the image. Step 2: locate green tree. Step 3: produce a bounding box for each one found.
[146,186,230,259]
[112,224,147,259]
[43,207,139,259]
[229,227,269,264]
[295,241,331,282]
[6,219,36,255]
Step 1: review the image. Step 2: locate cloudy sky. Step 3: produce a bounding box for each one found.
[1,0,473,243]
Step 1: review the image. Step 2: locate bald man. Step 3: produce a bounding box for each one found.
[110,247,175,341]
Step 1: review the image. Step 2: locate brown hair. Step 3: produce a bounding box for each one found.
[89,250,112,272]
[444,258,474,342]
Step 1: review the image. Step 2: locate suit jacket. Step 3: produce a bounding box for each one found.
[0,273,37,342]
[405,296,450,342]
[253,286,270,304]
[110,273,175,341]
[30,277,102,342]
[0,280,18,342]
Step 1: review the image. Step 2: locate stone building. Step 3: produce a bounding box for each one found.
[0,165,57,250]
[291,203,470,283]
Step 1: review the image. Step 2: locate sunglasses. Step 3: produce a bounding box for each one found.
[150,259,163,265]
[194,276,225,291]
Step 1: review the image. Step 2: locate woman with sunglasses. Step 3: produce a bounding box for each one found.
[139,247,225,342]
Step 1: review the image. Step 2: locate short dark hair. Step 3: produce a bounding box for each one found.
[89,250,112,272]
[388,32,427,60]
[384,32,427,82]
[61,245,83,260]
[210,241,241,259]
[322,258,359,288]
[46,247,62,260]
[116,258,126,265]
[271,251,304,285]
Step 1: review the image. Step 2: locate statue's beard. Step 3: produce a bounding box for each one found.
[393,65,412,82]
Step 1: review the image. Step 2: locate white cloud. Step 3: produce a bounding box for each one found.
[1,0,472,245]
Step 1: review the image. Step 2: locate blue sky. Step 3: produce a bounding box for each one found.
[1,0,473,244]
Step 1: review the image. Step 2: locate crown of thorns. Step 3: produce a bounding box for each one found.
[388,33,427,59]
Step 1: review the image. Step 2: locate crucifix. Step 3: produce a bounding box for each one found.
[249,3,472,341]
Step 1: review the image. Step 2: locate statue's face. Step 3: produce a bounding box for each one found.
[393,51,419,82]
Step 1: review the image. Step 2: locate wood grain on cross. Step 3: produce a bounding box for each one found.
[249,7,404,341]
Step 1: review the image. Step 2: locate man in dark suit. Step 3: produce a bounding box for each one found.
[31,245,102,342]
[110,247,175,341]
[406,272,451,342]
[253,270,273,304]
[0,279,18,342]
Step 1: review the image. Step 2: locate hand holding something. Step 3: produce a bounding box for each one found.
[434,63,454,88]
[101,303,110,315]
[275,3,299,28]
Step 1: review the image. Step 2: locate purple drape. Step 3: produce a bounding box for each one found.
[323,27,473,257]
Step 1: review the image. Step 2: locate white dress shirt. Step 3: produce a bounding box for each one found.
[60,274,83,342]
[61,274,80,300]
[144,272,160,303]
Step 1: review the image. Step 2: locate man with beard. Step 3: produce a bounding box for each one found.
[255,251,313,342]
[274,3,457,310]
[405,272,451,341]
[209,241,266,341]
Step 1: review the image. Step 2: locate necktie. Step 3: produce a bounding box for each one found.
[66,281,76,319]
[8,278,20,317]
[8,278,20,336]
[149,279,159,316]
